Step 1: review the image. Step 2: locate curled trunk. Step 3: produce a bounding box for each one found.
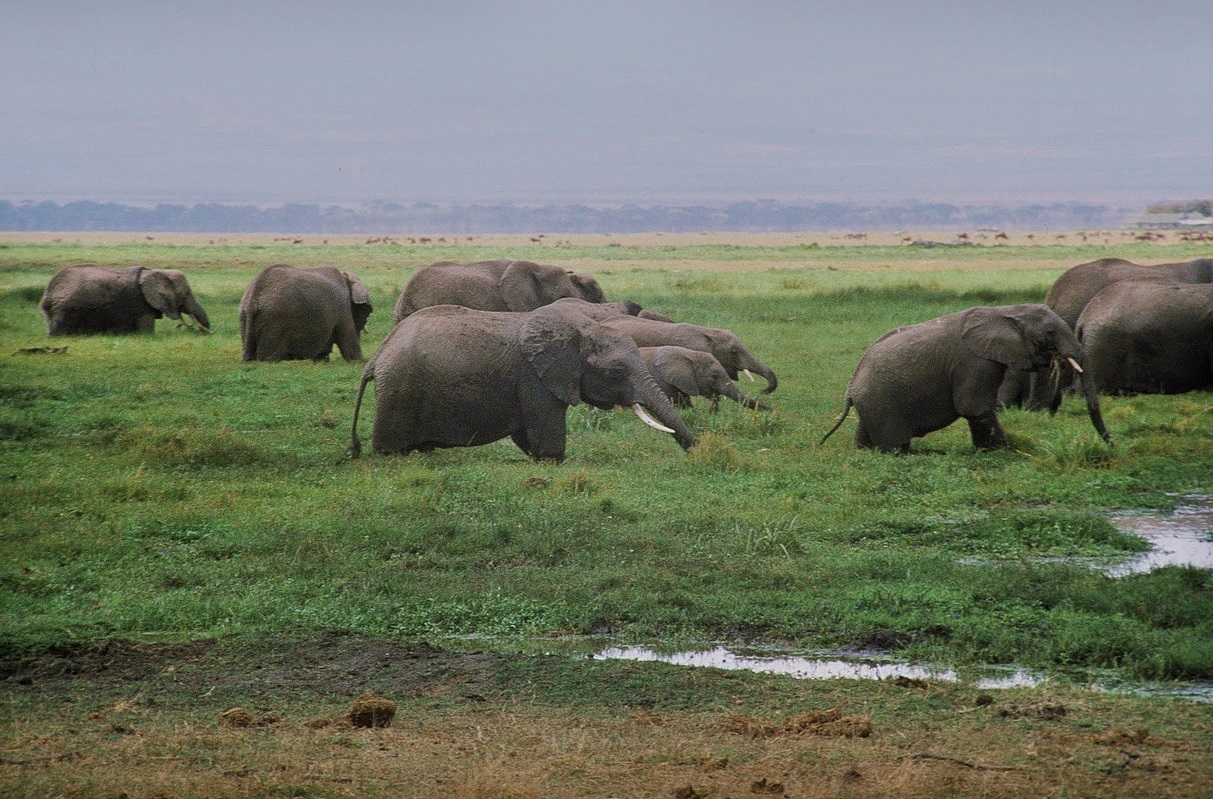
[719,380,771,411]
[636,375,697,451]
[739,361,778,394]
[185,295,211,333]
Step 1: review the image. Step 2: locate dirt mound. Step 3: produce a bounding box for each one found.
[345,691,396,728]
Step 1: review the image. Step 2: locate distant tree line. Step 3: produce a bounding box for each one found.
[0,198,1129,234]
[1144,200,1212,217]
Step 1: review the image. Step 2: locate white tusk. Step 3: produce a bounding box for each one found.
[1066,357,1084,374]
[744,369,756,382]
[632,403,676,434]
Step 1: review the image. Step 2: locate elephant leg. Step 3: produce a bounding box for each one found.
[333,319,364,361]
[510,430,536,458]
[854,415,911,453]
[513,414,568,462]
[967,412,1008,450]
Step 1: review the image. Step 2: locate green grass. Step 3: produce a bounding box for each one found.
[2,241,1212,681]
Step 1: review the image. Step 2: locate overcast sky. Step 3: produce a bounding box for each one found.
[3,1,1210,207]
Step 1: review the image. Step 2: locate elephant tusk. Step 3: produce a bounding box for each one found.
[744,369,756,382]
[1066,356,1084,374]
[632,403,676,434]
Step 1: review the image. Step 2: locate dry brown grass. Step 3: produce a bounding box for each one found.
[4,691,1211,799]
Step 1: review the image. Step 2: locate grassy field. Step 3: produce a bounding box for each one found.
[2,233,1212,797]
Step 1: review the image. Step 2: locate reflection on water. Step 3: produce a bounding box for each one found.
[1108,503,1213,576]
[592,645,1213,702]
[594,645,1039,690]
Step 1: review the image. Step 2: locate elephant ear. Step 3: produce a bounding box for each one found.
[138,269,182,319]
[499,260,547,311]
[520,306,586,406]
[960,307,1034,371]
[655,349,699,397]
[342,271,372,307]
[570,272,605,303]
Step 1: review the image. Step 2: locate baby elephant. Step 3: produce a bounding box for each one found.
[821,304,1112,453]
[240,265,372,362]
[40,264,210,335]
[640,346,771,412]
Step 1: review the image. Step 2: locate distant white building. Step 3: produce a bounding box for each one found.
[1125,211,1213,229]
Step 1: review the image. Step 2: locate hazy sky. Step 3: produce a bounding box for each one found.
[3,1,1210,207]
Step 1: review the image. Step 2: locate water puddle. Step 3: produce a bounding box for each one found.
[591,645,1213,702]
[594,645,1038,690]
[1107,503,1213,576]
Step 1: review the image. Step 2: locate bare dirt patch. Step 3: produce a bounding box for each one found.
[3,632,1211,799]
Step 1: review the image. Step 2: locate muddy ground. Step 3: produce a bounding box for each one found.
[3,632,1211,798]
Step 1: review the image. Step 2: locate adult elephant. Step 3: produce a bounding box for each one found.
[392,259,607,322]
[347,304,697,462]
[820,304,1112,453]
[1077,282,1213,394]
[240,264,372,362]
[1000,257,1213,408]
[598,315,777,394]
[40,264,210,335]
[640,346,771,412]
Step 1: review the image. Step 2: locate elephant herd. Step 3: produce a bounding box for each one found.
[37,255,1213,459]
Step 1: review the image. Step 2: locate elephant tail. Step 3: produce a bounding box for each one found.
[347,362,376,459]
[819,397,853,444]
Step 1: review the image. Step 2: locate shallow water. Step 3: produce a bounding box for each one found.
[591,645,1213,702]
[593,645,1039,690]
[1107,503,1213,576]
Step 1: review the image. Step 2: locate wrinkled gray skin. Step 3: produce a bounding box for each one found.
[1077,281,1213,395]
[640,346,771,412]
[40,264,210,336]
[637,308,676,322]
[1000,257,1213,408]
[547,297,643,321]
[598,315,777,394]
[393,259,607,322]
[348,304,696,462]
[821,304,1112,453]
[240,264,372,362]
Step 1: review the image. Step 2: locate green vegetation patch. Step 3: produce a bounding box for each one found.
[1,240,1211,684]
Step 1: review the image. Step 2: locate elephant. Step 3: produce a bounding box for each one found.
[820,304,1112,453]
[547,297,644,321]
[39,264,211,336]
[640,346,772,412]
[239,264,372,362]
[392,259,607,322]
[347,303,697,462]
[597,315,778,394]
[1076,281,1213,394]
[1000,257,1213,408]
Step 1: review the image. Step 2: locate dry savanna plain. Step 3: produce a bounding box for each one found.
[2,229,1213,798]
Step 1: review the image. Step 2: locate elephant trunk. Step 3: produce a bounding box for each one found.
[738,358,777,394]
[636,375,697,452]
[1076,362,1113,447]
[720,380,771,411]
[186,295,211,333]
